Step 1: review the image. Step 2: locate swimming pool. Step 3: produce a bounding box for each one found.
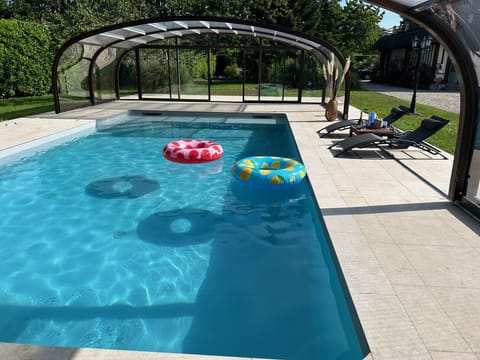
[0,111,367,359]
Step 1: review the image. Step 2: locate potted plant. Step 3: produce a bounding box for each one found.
[323,53,350,121]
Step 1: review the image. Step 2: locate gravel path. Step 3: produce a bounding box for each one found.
[360,81,460,114]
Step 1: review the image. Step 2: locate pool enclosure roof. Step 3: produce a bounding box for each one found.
[52,16,349,115]
[74,17,335,60]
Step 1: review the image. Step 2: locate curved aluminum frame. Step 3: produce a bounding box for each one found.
[52,16,350,116]
[365,0,480,215]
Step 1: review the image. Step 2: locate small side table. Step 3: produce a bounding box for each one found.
[350,125,395,138]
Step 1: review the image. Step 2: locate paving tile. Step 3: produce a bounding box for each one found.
[394,285,471,352]
[309,178,340,196]
[372,244,424,285]
[432,208,480,248]
[378,213,472,247]
[401,245,480,288]
[329,174,362,193]
[0,118,94,151]
[431,287,480,353]
[363,191,417,206]
[323,214,363,234]
[354,214,396,244]
[330,233,395,296]
[342,194,369,206]
[353,293,430,360]
[429,351,477,360]
[73,348,252,359]
[314,194,346,208]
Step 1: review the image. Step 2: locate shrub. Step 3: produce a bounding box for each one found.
[224,64,241,80]
[0,19,52,98]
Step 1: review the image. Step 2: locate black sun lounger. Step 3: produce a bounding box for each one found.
[317,105,410,138]
[328,116,449,158]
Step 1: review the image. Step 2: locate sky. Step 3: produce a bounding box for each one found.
[379,8,403,29]
[340,1,402,29]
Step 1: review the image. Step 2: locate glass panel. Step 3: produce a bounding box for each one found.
[283,50,300,102]
[92,48,118,103]
[139,48,171,99]
[302,53,323,103]
[243,49,260,101]
[260,51,283,101]
[210,48,243,102]
[118,51,138,99]
[439,0,480,212]
[178,48,208,100]
[57,43,94,112]
[467,129,480,205]
[169,48,180,100]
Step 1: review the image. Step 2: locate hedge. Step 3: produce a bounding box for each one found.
[0,19,53,98]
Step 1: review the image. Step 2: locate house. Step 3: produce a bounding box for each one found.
[373,22,458,90]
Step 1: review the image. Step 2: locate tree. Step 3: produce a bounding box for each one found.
[58,0,152,37]
[283,0,322,35]
[337,0,383,56]
[3,0,75,22]
[312,0,345,46]
[0,0,11,18]
[1,0,388,98]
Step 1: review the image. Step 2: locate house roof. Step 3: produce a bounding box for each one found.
[373,27,432,50]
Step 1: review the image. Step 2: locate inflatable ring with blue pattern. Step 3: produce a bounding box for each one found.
[231,156,306,189]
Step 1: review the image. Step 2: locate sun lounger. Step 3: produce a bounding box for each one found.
[317,105,410,138]
[328,115,449,158]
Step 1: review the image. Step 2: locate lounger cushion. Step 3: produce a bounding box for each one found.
[421,118,442,130]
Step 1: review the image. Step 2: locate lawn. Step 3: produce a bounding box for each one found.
[349,89,459,154]
[0,88,460,154]
[0,95,54,121]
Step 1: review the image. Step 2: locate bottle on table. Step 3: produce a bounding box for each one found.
[368,112,376,128]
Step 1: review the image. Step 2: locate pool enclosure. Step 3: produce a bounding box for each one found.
[52,7,480,218]
[365,0,480,218]
[52,17,350,116]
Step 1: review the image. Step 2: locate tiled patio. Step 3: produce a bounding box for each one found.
[1,101,479,360]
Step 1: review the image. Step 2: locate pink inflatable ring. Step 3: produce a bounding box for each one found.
[163,139,224,164]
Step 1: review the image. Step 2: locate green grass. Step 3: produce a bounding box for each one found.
[0,95,54,121]
[0,88,459,154]
[350,89,459,154]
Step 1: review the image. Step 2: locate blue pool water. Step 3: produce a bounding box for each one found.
[0,112,366,359]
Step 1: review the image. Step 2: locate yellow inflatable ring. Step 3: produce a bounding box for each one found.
[231,156,306,189]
